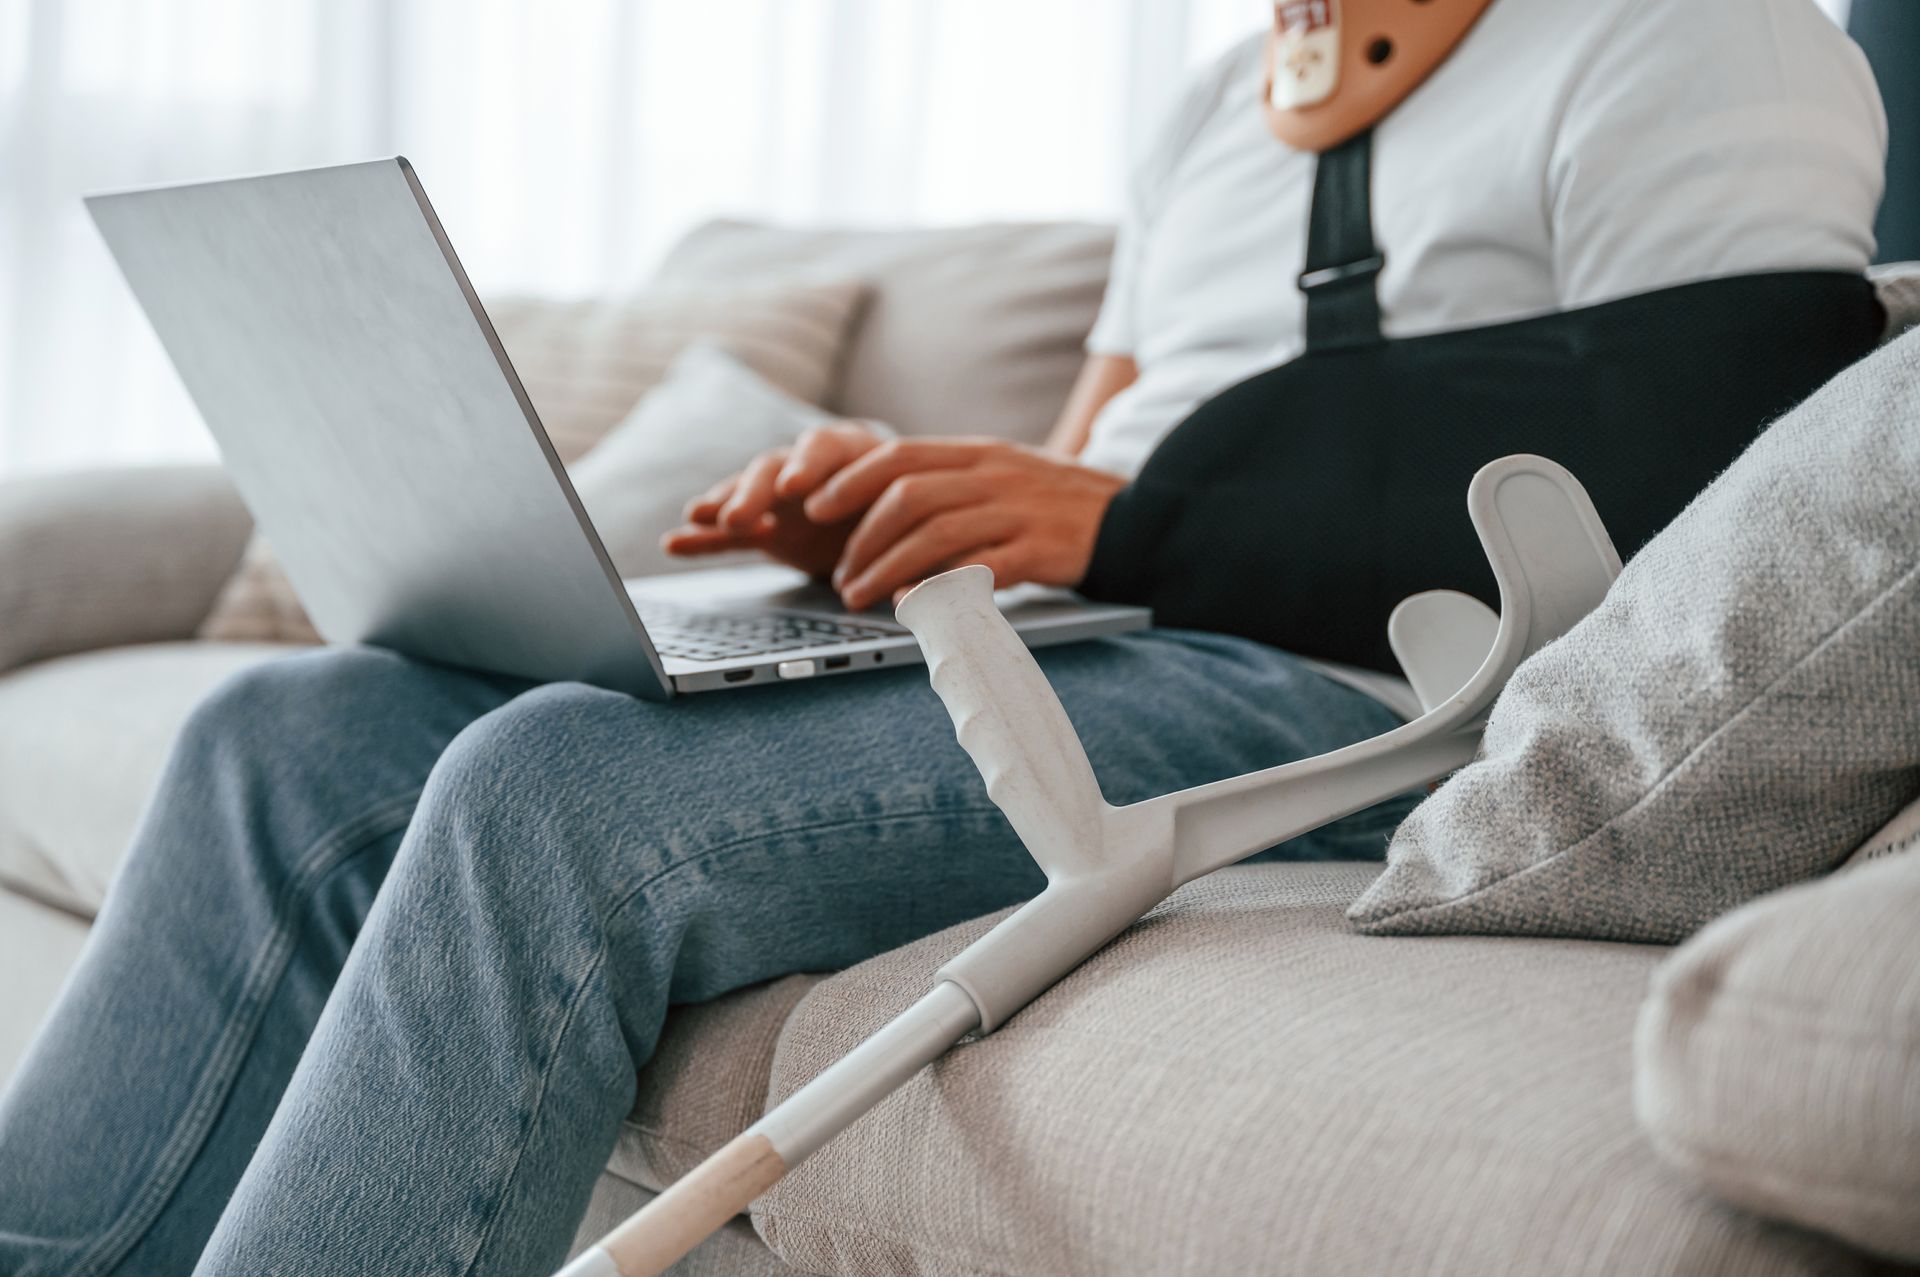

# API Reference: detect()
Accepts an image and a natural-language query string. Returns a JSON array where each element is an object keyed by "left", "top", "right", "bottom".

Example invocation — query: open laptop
[{"left": 86, "top": 158, "right": 1148, "bottom": 700}]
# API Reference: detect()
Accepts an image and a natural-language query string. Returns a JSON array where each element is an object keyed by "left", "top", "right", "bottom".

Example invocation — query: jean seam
[
  {"left": 605, "top": 802, "right": 1010, "bottom": 916},
  {"left": 455, "top": 944, "right": 613, "bottom": 1277},
  {"left": 67, "top": 789, "right": 422, "bottom": 1277},
  {"left": 452, "top": 802, "right": 1010, "bottom": 1277}
]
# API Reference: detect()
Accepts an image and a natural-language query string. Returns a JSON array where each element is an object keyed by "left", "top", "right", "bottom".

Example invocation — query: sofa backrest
[{"left": 652, "top": 220, "right": 1116, "bottom": 447}]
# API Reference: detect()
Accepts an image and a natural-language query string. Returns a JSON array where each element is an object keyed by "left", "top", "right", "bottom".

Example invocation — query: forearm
[{"left": 1044, "top": 354, "right": 1137, "bottom": 458}]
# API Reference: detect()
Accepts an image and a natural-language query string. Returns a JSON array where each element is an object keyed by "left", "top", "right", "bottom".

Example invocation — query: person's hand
[
  {"left": 805, "top": 438, "right": 1126, "bottom": 610},
  {"left": 661, "top": 421, "right": 888, "bottom": 578}
]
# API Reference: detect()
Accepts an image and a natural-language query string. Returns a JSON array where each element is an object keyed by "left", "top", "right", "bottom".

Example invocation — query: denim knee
[{"left": 407, "top": 682, "right": 628, "bottom": 888}]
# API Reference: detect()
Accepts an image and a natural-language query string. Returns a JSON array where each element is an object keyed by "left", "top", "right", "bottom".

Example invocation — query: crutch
[{"left": 557, "top": 453, "right": 1621, "bottom": 1277}]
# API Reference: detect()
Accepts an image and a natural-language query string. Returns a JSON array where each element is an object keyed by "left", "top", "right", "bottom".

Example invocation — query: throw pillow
[
  {"left": 486, "top": 280, "right": 865, "bottom": 464},
  {"left": 566, "top": 342, "right": 845, "bottom": 579},
  {"left": 1347, "top": 328, "right": 1920, "bottom": 943},
  {"left": 1633, "top": 848, "right": 1920, "bottom": 1261},
  {"left": 198, "top": 279, "right": 867, "bottom": 645},
  {"left": 194, "top": 536, "right": 318, "bottom": 646}
]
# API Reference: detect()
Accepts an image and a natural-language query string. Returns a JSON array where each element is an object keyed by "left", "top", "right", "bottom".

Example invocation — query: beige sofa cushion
[
  {"left": 758, "top": 863, "right": 1869, "bottom": 1276},
  {"left": 611, "top": 973, "right": 828, "bottom": 1193},
  {"left": 0, "top": 642, "right": 289, "bottom": 917},
  {"left": 1635, "top": 850, "right": 1920, "bottom": 1262},
  {"left": 654, "top": 220, "right": 1115, "bottom": 446},
  {"left": 574, "top": 1180, "right": 799, "bottom": 1277},
  {"left": 0, "top": 891, "right": 91, "bottom": 1088},
  {"left": 577, "top": 974, "right": 826, "bottom": 1275}
]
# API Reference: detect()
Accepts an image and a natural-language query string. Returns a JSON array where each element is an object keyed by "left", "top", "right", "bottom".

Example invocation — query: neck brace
[{"left": 1262, "top": 0, "right": 1497, "bottom": 152}]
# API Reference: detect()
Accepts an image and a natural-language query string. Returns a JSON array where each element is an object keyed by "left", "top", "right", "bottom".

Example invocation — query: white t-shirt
[{"left": 1080, "top": 0, "right": 1886, "bottom": 477}]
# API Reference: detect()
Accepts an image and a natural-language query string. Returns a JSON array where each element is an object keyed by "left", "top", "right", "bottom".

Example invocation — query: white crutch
[{"left": 557, "top": 453, "right": 1621, "bottom": 1277}]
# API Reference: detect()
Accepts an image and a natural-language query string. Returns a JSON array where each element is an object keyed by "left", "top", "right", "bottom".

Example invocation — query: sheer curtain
[{"left": 0, "top": 0, "right": 1267, "bottom": 477}]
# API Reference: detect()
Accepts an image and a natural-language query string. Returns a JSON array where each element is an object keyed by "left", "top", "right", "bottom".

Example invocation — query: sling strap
[{"left": 1299, "top": 130, "right": 1384, "bottom": 352}]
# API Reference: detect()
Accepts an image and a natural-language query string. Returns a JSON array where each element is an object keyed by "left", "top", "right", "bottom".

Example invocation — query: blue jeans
[{"left": 0, "top": 632, "right": 1412, "bottom": 1277}]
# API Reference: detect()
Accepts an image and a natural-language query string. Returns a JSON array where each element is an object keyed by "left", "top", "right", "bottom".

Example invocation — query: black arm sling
[{"left": 1079, "top": 130, "right": 1884, "bottom": 673}]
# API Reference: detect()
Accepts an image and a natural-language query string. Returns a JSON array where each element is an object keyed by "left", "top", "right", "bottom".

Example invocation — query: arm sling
[{"left": 1079, "top": 130, "right": 1885, "bottom": 673}]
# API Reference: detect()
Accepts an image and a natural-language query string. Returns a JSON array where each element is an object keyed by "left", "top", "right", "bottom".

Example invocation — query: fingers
[
  {"left": 889, "top": 546, "right": 1018, "bottom": 606},
  {"left": 683, "top": 473, "right": 739, "bottom": 525},
  {"left": 805, "top": 439, "right": 994, "bottom": 523},
  {"left": 834, "top": 470, "right": 990, "bottom": 589},
  {"left": 661, "top": 522, "right": 764, "bottom": 557},
  {"left": 718, "top": 450, "right": 789, "bottom": 530},
  {"left": 838, "top": 508, "right": 1018, "bottom": 610},
  {"left": 775, "top": 422, "right": 882, "bottom": 501}
]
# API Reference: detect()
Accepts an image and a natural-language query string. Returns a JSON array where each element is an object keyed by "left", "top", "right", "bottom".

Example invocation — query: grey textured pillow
[
  {"left": 1633, "top": 848, "right": 1920, "bottom": 1261},
  {"left": 1348, "top": 329, "right": 1920, "bottom": 942}
]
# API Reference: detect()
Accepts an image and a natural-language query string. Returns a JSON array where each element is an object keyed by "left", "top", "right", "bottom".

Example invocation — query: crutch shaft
[
  {"left": 555, "top": 456, "right": 1622, "bottom": 1277},
  {"left": 559, "top": 982, "right": 980, "bottom": 1277},
  {"left": 562, "top": 1130, "right": 784, "bottom": 1277}
]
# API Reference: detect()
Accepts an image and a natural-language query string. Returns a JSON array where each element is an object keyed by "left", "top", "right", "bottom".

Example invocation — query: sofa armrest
[{"left": 0, "top": 466, "right": 252, "bottom": 672}]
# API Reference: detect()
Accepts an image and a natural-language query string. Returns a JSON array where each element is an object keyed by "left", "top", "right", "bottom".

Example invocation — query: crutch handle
[{"left": 896, "top": 566, "right": 1109, "bottom": 877}]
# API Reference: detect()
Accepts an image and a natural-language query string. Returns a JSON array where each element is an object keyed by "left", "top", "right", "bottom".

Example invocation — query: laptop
[{"left": 85, "top": 158, "right": 1148, "bottom": 700}]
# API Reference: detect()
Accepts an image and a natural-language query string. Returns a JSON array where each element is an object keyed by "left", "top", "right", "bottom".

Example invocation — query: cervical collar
[{"left": 1262, "top": 0, "right": 1496, "bottom": 152}]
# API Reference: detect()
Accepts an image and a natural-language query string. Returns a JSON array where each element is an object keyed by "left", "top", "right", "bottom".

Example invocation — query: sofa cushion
[
  {"left": 574, "top": 1179, "right": 800, "bottom": 1277},
  {"left": 757, "top": 863, "right": 1870, "bottom": 1276},
  {"left": 0, "top": 891, "right": 92, "bottom": 1088},
  {"left": 1348, "top": 328, "right": 1920, "bottom": 944},
  {"left": 1635, "top": 849, "right": 1920, "bottom": 1262},
  {"left": 654, "top": 220, "right": 1116, "bottom": 447},
  {"left": 609, "top": 972, "right": 828, "bottom": 1193},
  {"left": 0, "top": 642, "right": 290, "bottom": 917}
]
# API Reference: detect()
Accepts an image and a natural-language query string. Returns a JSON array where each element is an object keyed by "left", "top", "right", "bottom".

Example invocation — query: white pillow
[
  {"left": 1634, "top": 847, "right": 1920, "bottom": 1261},
  {"left": 568, "top": 342, "right": 835, "bottom": 580}
]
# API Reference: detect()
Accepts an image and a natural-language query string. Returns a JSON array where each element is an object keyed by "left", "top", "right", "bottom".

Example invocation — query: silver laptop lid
[{"left": 88, "top": 158, "right": 671, "bottom": 700}]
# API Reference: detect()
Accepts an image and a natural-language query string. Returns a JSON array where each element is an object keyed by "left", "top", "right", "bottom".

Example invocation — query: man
[
  {"left": 666, "top": 0, "right": 1884, "bottom": 647},
  {"left": 0, "top": 2, "right": 1884, "bottom": 1275}
]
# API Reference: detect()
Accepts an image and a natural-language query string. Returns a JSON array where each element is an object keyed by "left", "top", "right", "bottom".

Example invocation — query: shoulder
[
  {"left": 1565, "top": 0, "right": 1880, "bottom": 120},
  {"left": 1543, "top": 0, "right": 1882, "bottom": 300},
  {"left": 1164, "top": 32, "right": 1266, "bottom": 147},
  {"left": 1129, "top": 33, "right": 1268, "bottom": 211}
]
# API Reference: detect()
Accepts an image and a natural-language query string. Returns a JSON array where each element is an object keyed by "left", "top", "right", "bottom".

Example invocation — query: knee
[
  {"left": 410, "top": 682, "right": 633, "bottom": 878},
  {"left": 426, "top": 681, "right": 612, "bottom": 789}
]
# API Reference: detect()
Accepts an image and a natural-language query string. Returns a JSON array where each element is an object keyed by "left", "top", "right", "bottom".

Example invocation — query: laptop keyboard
[{"left": 634, "top": 602, "right": 899, "bottom": 663}]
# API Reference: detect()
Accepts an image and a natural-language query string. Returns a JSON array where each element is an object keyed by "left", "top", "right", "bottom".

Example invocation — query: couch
[{"left": 2, "top": 220, "right": 1913, "bottom": 1275}]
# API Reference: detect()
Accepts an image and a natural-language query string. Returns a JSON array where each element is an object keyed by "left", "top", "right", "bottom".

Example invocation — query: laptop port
[
  {"left": 723, "top": 669, "right": 754, "bottom": 683},
  {"left": 824, "top": 656, "right": 851, "bottom": 670}
]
